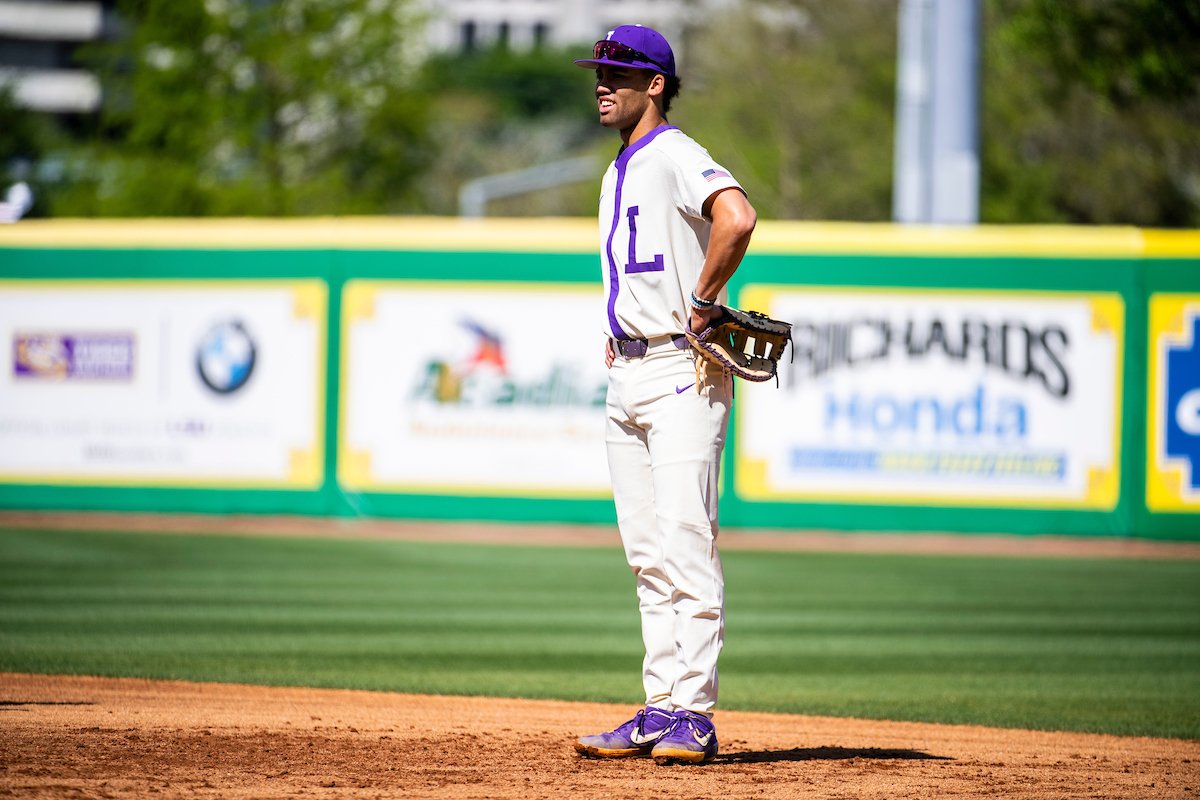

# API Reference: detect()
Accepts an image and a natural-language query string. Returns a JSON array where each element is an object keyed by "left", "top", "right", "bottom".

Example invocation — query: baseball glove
[{"left": 686, "top": 306, "right": 792, "bottom": 383}]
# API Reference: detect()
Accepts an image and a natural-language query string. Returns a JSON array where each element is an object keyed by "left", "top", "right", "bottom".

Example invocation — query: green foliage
[
  {"left": 0, "top": 86, "right": 45, "bottom": 168},
  {"left": 15, "top": 0, "right": 1199, "bottom": 223},
  {"left": 1013, "top": 0, "right": 1200, "bottom": 106},
  {"left": 680, "top": 1, "right": 898, "bottom": 221},
  {"left": 677, "top": 0, "right": 1197, "bottom": 226},
  {"left": 59, "top": 0, "right": 434, "bottom": 216},
  {"left": 421, "top": 44, "right": 597, "bottom": 120},
  {"left": 0, "top": 85, "right": 62, "bottom": 216},
  {"left": 982, "top": 0, "right": 1200, "bottom": 226},
  {"left": 1, "top": 527, "right": 1198, "bottom": 738},
  {"left": 411, "top": 44, "right": 603, "bottom": 216}
]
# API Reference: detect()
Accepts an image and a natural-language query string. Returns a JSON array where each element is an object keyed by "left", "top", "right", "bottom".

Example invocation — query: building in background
[
  {"left": 0, "top": 0, "right": 116, "bottom": 114},
  {"left": 2, "top": 0, "right": 707, "bottom": 115},
  {"left": 421, "top": 0, "right": 695, "bottom": 54}
]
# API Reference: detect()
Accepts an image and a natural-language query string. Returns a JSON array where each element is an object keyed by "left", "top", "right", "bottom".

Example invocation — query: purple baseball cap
[{"left": 574, "top": 24, "right": 676, "bottom": 77}]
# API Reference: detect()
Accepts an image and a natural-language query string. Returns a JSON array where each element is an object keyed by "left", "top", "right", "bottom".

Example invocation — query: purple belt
[{"left": 614, "top": 334, "right": 689, "bottom": 359}]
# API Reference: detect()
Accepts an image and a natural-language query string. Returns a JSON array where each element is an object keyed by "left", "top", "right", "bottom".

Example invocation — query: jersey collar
[{"left": 615, "top": 125, "right": 678, "bottom": 169}]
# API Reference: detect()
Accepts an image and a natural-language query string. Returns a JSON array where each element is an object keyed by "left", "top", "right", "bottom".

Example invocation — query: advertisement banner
[
  {"left": 1146, "top": 293, "right": 1200, "bottom": 512},
  {"left": 736, "top": 286, "right": 1123, "bottom": 509},
  {"left": 0, "top": 280, "right": 325, "bottom": 487},
  {"left": 339, "top": 281, "right": 610, "bottom": 496}
]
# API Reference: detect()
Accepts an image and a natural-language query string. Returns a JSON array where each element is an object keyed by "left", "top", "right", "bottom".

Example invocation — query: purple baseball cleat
[
  {"left": 651, "top": 710, "right": 719, "bottom": 765},
  {"left": 574, "top": 706, "right": 676, "bottom": 758}
]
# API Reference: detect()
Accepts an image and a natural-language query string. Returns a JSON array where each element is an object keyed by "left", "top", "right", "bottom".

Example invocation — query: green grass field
[{"left": 1, "top": 527, "right": 1197, "bottom": 739}]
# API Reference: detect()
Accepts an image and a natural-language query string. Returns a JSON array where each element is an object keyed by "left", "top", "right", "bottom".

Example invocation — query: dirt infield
[{"left": 1, "top": 673, "right": 1196, "bottom": 800}]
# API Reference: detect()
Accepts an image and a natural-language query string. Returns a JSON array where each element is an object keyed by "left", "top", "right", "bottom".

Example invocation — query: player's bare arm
[{"left": 690, "top": 187, "right": 757, "bottom": 332}]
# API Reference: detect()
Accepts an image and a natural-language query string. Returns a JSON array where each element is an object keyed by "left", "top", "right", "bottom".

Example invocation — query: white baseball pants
[{"left": 605, "top": 338, "right": 732, "bottom": 716}]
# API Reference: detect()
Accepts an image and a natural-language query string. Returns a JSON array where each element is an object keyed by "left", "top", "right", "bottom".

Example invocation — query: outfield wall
[{"left": 1, "top": 218, "right": 1197, "bottom": 540}]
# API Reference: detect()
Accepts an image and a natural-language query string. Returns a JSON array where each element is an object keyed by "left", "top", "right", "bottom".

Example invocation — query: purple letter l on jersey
[{"left": 625, "top": 206, "right": 665, "bottom": 274}]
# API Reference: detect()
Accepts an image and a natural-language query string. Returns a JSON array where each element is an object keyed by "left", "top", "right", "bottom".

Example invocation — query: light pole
[{"left": 892, "top": 0, "right": 981, "bottom": 225}]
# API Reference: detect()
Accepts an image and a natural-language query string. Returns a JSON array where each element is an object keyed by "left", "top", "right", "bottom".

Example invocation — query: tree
[
  {"left": 413, "top": 44, "right": 604, "bottom": 216},
  {"left": 62, "top": 0, "right": 433, "bottom": 216},
  {"left": 0, "top": 85, "right": 49, "bottom": 183},
  {"left": 982, "top": 0, "right": 1200, "bottom": 227},
  {"left": 1015, "top": 0, "right": 1200, "bottom": 107},
  {"left": 679, "top": 0, "right": 898, "bottom": 221},
  {"left": 672, "top": 0, "right": 1198, "bottom": 227},
  {"left": 31, "top": 0, "right": 1197, "bottom": 224}
]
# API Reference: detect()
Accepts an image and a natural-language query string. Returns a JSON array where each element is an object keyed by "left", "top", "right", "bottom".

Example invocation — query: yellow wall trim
[{"left": 4, "top": 218, "right": 1200, "bottom": 257}]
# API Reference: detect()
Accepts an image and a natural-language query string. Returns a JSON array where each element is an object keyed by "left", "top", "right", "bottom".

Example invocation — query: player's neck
[{"left": 621, "top": 108, "right": 670, "bottom": 148}]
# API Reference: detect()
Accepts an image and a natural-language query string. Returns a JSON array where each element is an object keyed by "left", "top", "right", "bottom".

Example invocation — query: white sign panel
[
  {"left": 0, "top": 281, "right": 325, "bottom": 487},
  {"left": 340, "top": 281, "right": 610, "bottom": 496},
  {"left": 736, "top": 286, "right": 1123, "bottom": 509}
]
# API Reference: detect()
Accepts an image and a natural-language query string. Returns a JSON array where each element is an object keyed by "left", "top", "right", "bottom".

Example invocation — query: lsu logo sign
[{"left": 1147, "top": 294, "right": 1200, "bottom": 511}]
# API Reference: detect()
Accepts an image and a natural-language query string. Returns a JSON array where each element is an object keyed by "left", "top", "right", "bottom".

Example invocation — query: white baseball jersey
[{"left": 598, "top": 125, "right": 744, "bottom": 341}]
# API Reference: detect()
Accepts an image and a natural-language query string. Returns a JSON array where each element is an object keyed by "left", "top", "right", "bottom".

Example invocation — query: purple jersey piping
[{"left": 604, "top": 125, "right": 678, "bottom": 340}]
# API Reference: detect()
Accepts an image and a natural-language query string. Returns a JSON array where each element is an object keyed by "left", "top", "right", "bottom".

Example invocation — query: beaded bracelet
[{"left": 690, "top": 291, "right": 716, "bottom": 310}]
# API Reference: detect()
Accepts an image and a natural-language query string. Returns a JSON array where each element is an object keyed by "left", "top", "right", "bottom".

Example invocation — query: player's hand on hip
[
  {"left": 690, "top": 305, "right": 720, "bottom": 333},
  {"left": 605, "top": 338, "right": 616, "bottom": 369}
]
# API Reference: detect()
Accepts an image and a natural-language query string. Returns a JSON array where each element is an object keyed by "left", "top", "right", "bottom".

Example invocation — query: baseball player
[{"left": 570, "top": 24, "right": 756, "bottom": 765}]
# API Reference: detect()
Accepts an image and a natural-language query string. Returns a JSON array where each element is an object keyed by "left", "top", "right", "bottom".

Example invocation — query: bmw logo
[{"left": 196, "top": 320, "right": 256, "bottom": 394}]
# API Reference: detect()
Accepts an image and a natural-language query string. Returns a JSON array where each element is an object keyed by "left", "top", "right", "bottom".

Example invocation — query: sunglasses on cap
[{"left": 592, "top": 40, "right": 672, "bottom": 73}]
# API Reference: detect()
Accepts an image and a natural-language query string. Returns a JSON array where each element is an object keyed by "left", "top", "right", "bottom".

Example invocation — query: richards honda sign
[{"left": 735, "top": 286, "right": 1124, "bottom": 509}]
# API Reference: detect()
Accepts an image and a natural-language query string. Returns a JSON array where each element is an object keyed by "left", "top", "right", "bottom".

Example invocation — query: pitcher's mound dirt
[{"left": 0, "top": 673, "right": 1195, "bottom": 800}]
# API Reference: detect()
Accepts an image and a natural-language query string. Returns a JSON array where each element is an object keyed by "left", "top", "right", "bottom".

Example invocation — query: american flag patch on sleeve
[{"left": 702, "top": 168, "right": 731, "bottom": 182}]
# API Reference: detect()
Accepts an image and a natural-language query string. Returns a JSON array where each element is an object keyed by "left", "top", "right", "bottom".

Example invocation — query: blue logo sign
[
  {"left": 196, "top": 320, "right": 256, "bottom": 395},
  {"left": 1165, "top": 313, "right": 1200, "bottom": 490}
]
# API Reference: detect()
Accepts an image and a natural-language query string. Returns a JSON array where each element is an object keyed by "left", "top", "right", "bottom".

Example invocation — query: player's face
[{"left": 594, "top": 65, "right": 655, "bottom": 132}]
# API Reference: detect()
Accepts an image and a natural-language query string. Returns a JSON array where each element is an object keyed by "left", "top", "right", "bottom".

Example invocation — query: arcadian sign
[
  {"left": 736, "top": 285, "right": 1124, "bottom": 509},
  {"left": 339, "top": 280, "right": 610, "bottom": 497},
  {"left": 409, "top": 319, "right": 606, "bottom": 409}
]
